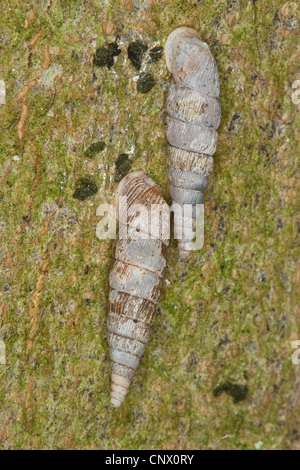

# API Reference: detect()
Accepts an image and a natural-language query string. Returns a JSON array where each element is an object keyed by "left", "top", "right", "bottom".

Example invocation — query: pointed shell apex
[{"left": 111, "top": 397, "right": 122, "bottom": 408}]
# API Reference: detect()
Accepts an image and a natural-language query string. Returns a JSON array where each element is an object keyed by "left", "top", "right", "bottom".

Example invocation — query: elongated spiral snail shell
[
  {"left": 164, "top": 27, "right": 221, "bottom": 258},
  {"left": 108, "top": 171, "right": 170, "bottom": 407}
]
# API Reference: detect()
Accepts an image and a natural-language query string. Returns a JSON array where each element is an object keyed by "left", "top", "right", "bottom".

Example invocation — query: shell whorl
[
  {"left": 164, "top": 28, "right": 221, "bottom": 258},
  {"left": 108, "top": 172, "right": 169, "bottom": 407}
]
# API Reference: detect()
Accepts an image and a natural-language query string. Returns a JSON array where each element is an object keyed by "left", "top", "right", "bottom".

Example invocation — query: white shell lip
[{"left": 164, "top": 27, "right": 200, "bottom": 73}]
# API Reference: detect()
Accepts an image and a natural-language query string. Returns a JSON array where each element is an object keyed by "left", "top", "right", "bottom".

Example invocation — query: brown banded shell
[
  {"left": 164, "top": 27, "right": 221, "bottom": 258},
  {"left": 108, "top": 171, "right": 170, "bottom": 407}
]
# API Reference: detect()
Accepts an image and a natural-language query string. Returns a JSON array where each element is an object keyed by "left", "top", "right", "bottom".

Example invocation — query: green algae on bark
[{"left": 0, "top": 0, "right": 299, "bottom": 452}]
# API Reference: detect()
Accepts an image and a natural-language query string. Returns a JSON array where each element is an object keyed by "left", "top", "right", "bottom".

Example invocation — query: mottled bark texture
[{"left": 0, "top": 0, "right": 299, "bottom": 450}]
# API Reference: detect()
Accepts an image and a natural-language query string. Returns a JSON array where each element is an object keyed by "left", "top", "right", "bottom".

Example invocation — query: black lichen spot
[
  {"left": 137, "top": 72, "right": 155, "bottom": 94},
  {"left": 84, "top": 141, "right": 106, "bottom": 159},
  {"left": 73, "top": 177, "right": 98, "bottom": 200},
  {"left": 149, "top": 46, "right": 163, "bottom": 62},
  {"left": 114, "top": 153, "right": 131, "bottom": 182},
  {"left": 107, "top": 43, "right": 121, "bottom": 57},
  {"left": 213, "top": 381, "right": 248, "bottom": 403},
  {"left": 127, "top": 42, "right": 147, "bottom": 70},
  {"left": 93, "top": 43, "right": 121, "bottom": 68},
  {"left": 93, "top": 47, "right": 114, "bottom": 69}
]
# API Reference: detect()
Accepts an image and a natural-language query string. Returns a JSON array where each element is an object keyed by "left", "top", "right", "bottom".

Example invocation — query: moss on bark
[{"left": 0, "top": 0, "right": 299, "bottom": 450}]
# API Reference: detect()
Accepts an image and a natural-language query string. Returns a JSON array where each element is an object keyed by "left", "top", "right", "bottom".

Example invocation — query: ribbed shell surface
[
  {"left": 165, "top": 27, "right": 221, "bottom": 257},
  {"left": 108, "top": 171, "right": 169, "bottom": 407}
]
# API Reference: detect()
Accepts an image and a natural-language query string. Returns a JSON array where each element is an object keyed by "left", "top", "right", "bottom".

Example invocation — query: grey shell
[
  {"left": 164, "top": 27, "right": 221, "bottom": 257},
  {"left": 108, "top": 171, "right": 169, "bottom": 407}
]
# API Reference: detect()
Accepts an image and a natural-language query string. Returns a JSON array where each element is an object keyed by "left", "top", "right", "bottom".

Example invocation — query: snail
[
  {"left": 108, "top": 171, "right": 170, "bottom": 407},
  {"left": 164, "top": 27, "right": 221, "bottom": 258}
]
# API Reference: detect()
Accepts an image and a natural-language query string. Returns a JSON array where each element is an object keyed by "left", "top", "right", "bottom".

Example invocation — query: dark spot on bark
[
  {"left": 107, "top": 43, "right": 121, "bottom": 57},
  {"left": 28, "top": 51, "right": 32, "bottom": 67},
  {"left": 222, "top": 286, "right": 230, "bottom": 295},
  {"left": 229, "top": 112, "right": 242, "bottom": 132},
  {"left": 71, "top": 50, "right": 79, "bottom": 61},
  {"left": 93, "top": 47, "right": 114, "bottom": 69},
  {"left": 218, "top": 335, "right": 230, "bottom": 348},
  {"left": 212, "top": 16, "right": 221, "bottom": 27},
  {"left": 114, "top": 153, "right": 131, "bottom": 182},
  {"left": 127, "top": 41, "right": 147, "bottom": 70},
  {"left": 149, "top": 46, "right": 163, "bottom": 62},
  {"left": 213, "top": 381, "right": 248, "bottom": 403},
  {"left": 188, "top": 352, "right": 199, "bottom": 371},
  {"left": 279, "top": 271, "right": 291, "bottom": 292},
  {"left": 260, "top": 144, "right": 270, "bottom": 159},
  {"left": 259, "top": 273, "right": 268, "bottom": 283},
  {"left": 92, "top": 72, "right": 98, "bottom": 83},
  {"left": 137, "top": 72, "right": 155, "bottom": 93},
  {"left": 290, "top": 428, "right": 300, "bottom": 443},
  {"left": 253, "top": 194, "right": 260, "bottom": 208},
  {"left": 276, "top": 217, "right": 284, "bottom": 230},
  {"left": 73, "top": 177, "right": 98, "bottom": 200},
  {"left": 217, "top": 216, "right": 225, "bottom": 240},
  {"left": 227, "top": 0, "right": 239, "bottom": 12},
  {"left": 84, "top": 141, "right": 106, "bottom": 159}
]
